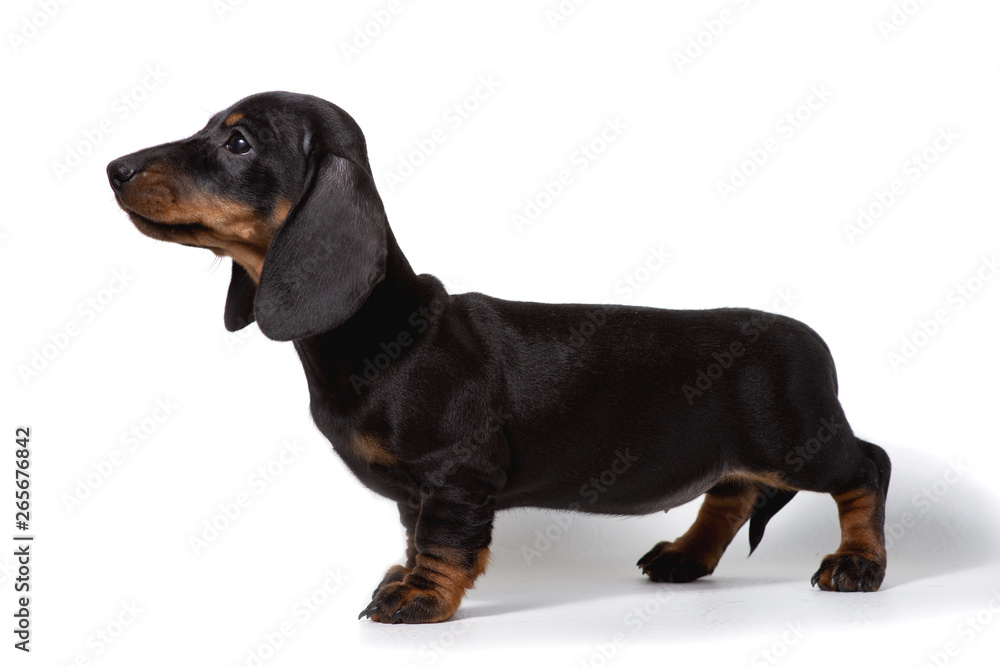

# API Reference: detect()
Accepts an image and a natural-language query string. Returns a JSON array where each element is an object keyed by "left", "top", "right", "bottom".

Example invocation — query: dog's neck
[{"left": 291, "top": 227, "right": 447, "bottom": 408}]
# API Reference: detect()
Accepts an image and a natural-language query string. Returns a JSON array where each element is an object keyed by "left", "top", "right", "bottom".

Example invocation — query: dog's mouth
[
  {"left": 116, "top": 194, "right": 211, "bottom": 243},
  {"left": 114, "top": 185, "right": 273, "bottom": 276}
]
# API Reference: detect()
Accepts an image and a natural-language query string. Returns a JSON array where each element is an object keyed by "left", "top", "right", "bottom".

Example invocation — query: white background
[{"left": 3, "top": 0, "right": 1000, "bottom": 665}]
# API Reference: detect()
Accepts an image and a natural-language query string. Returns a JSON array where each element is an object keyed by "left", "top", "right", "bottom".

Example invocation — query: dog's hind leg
[
  {"left": 808, "top": 438, "right": 891, "bottom": 592},
  {"left": 740, "top": 430, "right": 891, "bottom": 592},
  {"left": 638, "top": 478, "right": 763, "bottom": 583}
]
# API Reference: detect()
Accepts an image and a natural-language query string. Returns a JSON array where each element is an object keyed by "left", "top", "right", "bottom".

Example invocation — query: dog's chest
[{"left": 312, "top": 412, "right": 411, "bottom": 502}]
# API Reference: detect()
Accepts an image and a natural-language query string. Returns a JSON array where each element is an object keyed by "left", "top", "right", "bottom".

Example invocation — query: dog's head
[{"left": 107, "top": 91, "right": 388, "bottom": 341}]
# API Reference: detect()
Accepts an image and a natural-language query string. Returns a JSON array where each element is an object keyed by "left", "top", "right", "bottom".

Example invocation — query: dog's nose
[{"left": 107, "top": 159, "right": 137, "bottom": 192}]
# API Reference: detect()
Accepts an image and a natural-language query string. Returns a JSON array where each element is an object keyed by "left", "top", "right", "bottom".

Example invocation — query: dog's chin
[{"left": 122, "top": 206, "right": 208, "bottom": 246}]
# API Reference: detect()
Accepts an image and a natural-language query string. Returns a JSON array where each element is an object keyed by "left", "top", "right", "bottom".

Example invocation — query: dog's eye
[{"left": 225, "top": 132, "right": 252, "bottom": 155}]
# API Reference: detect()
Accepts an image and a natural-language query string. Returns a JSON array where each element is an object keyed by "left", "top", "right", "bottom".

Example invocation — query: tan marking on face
[
  {"left": 223, "top": 112, "right": 244, "bottom": 127},
  {"left": 271, "top": 198, "right": 293, "bottom": 226},
  {"left": 116, "top": 166, "right": 282, "bottom": 282},
  {"left": 350, "top": 432, "right": 396, "bottom": 466}
]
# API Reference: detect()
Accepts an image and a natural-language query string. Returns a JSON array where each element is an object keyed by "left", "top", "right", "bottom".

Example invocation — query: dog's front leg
[
  {"left": 370, "top": 501, "right": 420, "bottom": 599},
  {"left": 360, "top": 488, "right": 494, "bottom": 624}
]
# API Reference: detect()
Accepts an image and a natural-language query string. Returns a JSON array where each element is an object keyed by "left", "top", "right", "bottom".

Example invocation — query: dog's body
[{"left": 108, "top": 92, "right": 891, "bottom": 624}]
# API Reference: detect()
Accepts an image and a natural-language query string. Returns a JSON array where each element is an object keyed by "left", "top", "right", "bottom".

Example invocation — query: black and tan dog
[{"left": 107, "top": 92, "right": 891, "bottom": 624}]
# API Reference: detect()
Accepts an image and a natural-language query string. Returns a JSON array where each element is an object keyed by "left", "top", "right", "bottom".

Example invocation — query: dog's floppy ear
[
  {"left": 224, "top": 263, "right": 257, "bottom": 332},
  {"left": 252, "top": 155, "right": 388, "bottom": 341}
]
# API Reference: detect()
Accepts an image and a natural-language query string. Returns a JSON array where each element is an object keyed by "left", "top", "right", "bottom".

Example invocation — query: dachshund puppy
[{"left": 108, "top": 92, "right": 891, "bottom": 624}]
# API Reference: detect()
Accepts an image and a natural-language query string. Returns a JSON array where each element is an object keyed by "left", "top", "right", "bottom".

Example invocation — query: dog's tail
[{"left": 748, "top": 485, "right": 797, "bottom": 555}]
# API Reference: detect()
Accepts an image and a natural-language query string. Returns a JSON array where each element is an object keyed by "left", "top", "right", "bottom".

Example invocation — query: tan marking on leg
[
  {"left": 671, "top": 485, "right": 759, "bottom": 572},
  {"left": 832, "top": 488, "right": 886, "bottom": 563},
  {"left": 396, "top": 547, "right": 490, "bottom": 622},
  {"left": 405, "top": 522, "right": 418, "bottom": 568},
  {"left": 810, "top": 486, "right": 887, "bottom": 592}
]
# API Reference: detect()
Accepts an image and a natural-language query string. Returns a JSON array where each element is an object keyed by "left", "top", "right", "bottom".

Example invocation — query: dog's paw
[
  {"left": 810, "top": 552, "right": 885, "bottom": 592},
  {"left": 359, "top": 580, "right": 460, "bottom": 624},
  {"left": 371, "top": 565, "right": 412, "bottom": 599},
  {"left": 637, "top": 541, "right": 712, "bottom": 583}
]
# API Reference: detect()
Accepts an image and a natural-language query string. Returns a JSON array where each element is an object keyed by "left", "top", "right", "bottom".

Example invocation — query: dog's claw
[
  {"left": 811, "top": 552, "right": 885, "bottom": 592},
  {"left": 637, "top": 541, "right": 712, "bottom": 583},
  {"left": 359, "top": 579, "right": 460, "bottom": 624},
  {"left": 358, "top": 600, "right": 380, "bottom": 620}
]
